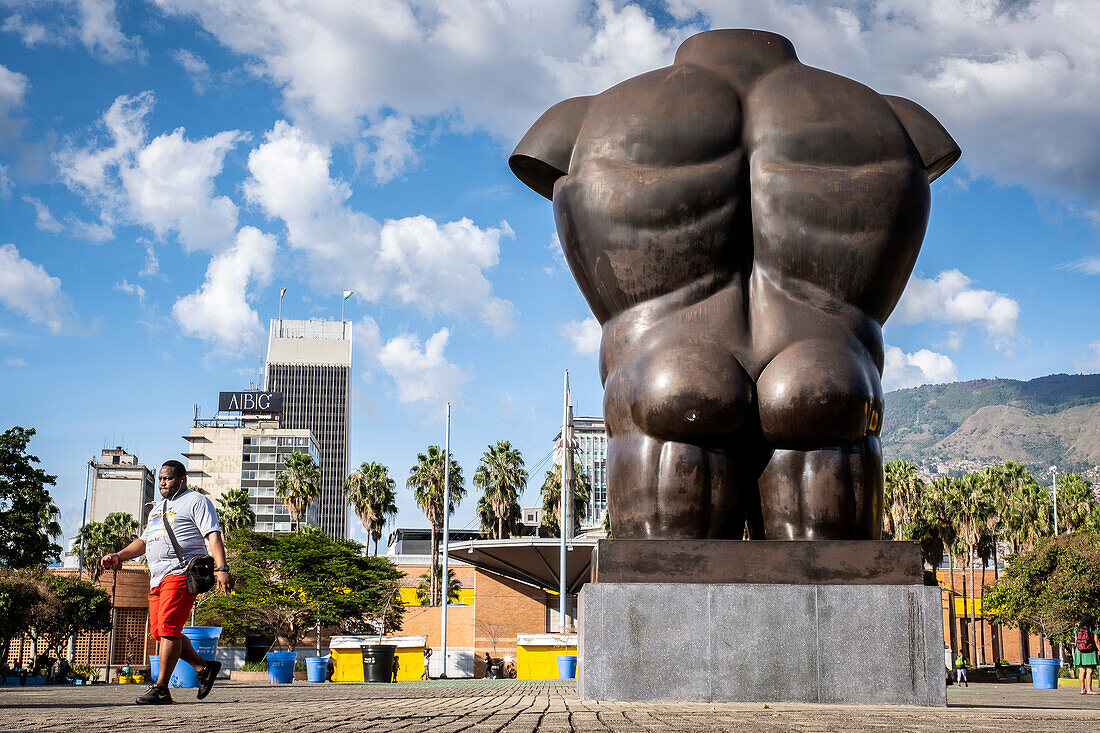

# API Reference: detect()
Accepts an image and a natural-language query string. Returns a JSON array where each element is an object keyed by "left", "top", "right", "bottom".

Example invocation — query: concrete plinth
[{"left": 579, "top": 582, "right": 946, "bottom": 707}]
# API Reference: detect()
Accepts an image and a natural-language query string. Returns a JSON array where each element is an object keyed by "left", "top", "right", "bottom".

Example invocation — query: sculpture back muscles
[{"left": 511, "top": 29, "right": 959, "bottom": 541}]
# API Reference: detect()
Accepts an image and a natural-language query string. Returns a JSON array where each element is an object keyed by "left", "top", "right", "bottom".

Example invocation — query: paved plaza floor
[{"left": 3, "top": 680, "right": 1100, "bottom": 732}]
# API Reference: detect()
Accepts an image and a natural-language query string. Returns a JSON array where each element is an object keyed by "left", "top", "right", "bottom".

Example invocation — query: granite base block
[{"left": 578, "top": 582, "right": 946, "bottom": 707}]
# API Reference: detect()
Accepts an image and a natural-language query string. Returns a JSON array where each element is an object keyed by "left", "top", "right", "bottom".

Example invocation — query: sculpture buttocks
[{"left": 511, "top": 29, "right": 960, "bottom": 541}]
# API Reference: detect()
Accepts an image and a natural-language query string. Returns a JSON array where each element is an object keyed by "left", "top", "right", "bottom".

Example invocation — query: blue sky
[{"left": 1, "top": 1, "right": 1098, "bottom": 547}]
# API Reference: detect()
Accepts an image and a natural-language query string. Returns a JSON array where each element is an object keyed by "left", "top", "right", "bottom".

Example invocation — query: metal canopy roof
[{"left": 446, "top": 538, "right": 597, "bottom": 594}]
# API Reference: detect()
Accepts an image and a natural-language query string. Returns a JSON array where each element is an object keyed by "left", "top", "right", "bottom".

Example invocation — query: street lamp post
[{"left": 1050, "top": 466, "right": 1059, "bottom": 536}]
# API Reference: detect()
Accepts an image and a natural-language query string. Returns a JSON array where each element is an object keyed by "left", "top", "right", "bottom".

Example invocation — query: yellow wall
[
  {"left": 953, "top": 597, "right": 984, "bottom": 616},
  {"left": 516, "top": 644, "right": 577, "bottom": 680},
  {"left": 398, "top": 587, "right": 474, "bottom": 606},
  {"left": 331, "top": 647, "right": 426, "bottom": 682}
]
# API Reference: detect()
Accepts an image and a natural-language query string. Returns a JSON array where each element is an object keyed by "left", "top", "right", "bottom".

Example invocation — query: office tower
[
  {"left": 553, "top": 415, "right": 609, "bottom": 526},
  {"left": 184, "top": 414, "right": 320, "bottom": 533},
  {"left": 90, "top": 447, "right": 156, "bottom": 525},
  {"left": 264, "top": 319, "right": 352, "bottom": 538}
]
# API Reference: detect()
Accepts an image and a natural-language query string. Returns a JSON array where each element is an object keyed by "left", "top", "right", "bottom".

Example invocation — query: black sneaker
[
  {"left": 196, "top": 660, "right": 222, "bottom": 700},
  {"left": 136, "top": 684, "right": 173, "bottom": 705}
]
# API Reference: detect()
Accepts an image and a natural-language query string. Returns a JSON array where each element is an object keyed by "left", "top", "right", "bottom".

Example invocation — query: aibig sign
[{"left": 219, "top": 391, "right": 283, "bottom": 413}]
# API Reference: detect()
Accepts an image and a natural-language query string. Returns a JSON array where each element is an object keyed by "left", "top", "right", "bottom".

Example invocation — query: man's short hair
[{"left": 162, "top": 459, "right": 187, "bottom": 478}]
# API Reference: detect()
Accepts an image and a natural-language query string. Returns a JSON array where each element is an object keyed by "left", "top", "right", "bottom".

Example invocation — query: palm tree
[
  {"left": 477, "top": 493, "right": 523, "bottom": 538},
  {"left": 345, "top": 461, "right": 398, "bottom": 555},
  {"left": 72, "top": 511, "right": 140, "bottom": 583},
  {"left": 474, "top": 441, "right": 528, "bottom": 540},
  {"left": 415, "top": 565, "right": 461, "bottom": 605},
  {"left": 997, "top": 462, "right": 1048, "bottom": 659},
  {"left": 407, "top": 445, "right": 465, "bottom": 606},
  {"left": 275, "top": 451, "right": 321, "bottom": 530},
  {"left": 928, "top": 477, "right": 960, "bottom": 658},
  {"left": 1056, "top": 473, "right": 1097, "bottom": 533},
  {"left": 539, "top": 461, "right": 591, "bottom": 537},
  {"left": 948, "top": 472, "right": 994, "bottom": 665},
  {"left": 216, "top": 488, "right": 255, "bottom": 537},
  {"left": 883, "top": 460, "right": 923, "bottom": 539}
]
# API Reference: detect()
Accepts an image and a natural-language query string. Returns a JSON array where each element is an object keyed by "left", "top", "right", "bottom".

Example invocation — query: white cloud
[
  {"left": 376, "top": 327, "right": 471, "bottom": 406},
  {"left": 354, "top": 314, "right": 471, "bottom": 409},
  {"left": 171, "top": 226, "right": 276, "bottom": 351},
  {"left": 245, "top": 121, "right": 516, "bottom": 333},
  {"left": 23, "top": 196, "right": 63, "bottom": 233},
  {"left": 0, "top": 242, "right": 77, "bottom": 333},
  {"left": 1060, "top": 256, "right": 1100, "bottom": 275},
  {"left": 358, "top": 114, "right": 416, "bottom": 184},
  {"left": 0, "top": 63, "right": 27, "bottom": 111},
  {"left": 558, "top": 316, "right": 601, "bottom": 357},
  {"left": 6, "top": 357, "right": 25, "bottom": 367},
  {"left": 1077, "top": 342, "right": 1100, "bottom": 374},
  {"left": 894, "top": 270, "right": 1020, "bottom": 350},
  {"left": 882, "top": 345, "right": 958, "bottom": 392},
  {"left": 665, "top": 1, "right": 1100, "bottom": 218},
  {"left": 113, "top": 278, "right": 145, "bottom": 304},
  {"left": 175, "top": 49, "right": 211, "bottom": 94},
  {"left": 150, "top": 0, "right": 689, "bottom": 175},
  {"left": 57, "top": 92, "right": 244, "bottom": 252},
  {"left": 2, "top": 0, "right": 144, "bottom": 62}
]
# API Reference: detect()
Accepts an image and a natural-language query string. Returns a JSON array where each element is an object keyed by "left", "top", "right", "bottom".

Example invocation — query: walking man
[{"left": 102, "top": 460, "right": 234, "bottom": 704}]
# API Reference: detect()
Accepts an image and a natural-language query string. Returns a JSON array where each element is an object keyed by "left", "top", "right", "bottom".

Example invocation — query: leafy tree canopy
[
  {"left": 0, "top": 568, "right": 111, "bottom": 666},
  {"left": 985, "top": 532, "right": 1100, "bottom": 645},
  {"left": 197, "top": 528, "right": 404, "bottom": 650},
  {"left": 0, "top": 427, "right": 62, "bottom": 567},
  {"left": 71, "top": 512, "right": 140, "bottom": 582}
]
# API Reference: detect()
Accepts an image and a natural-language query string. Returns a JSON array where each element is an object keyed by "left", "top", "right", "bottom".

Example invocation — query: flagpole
[
  {"left": 560, "top": 370, "right": 569, "bottom": 633},
  {"left": 440, "top": 402, "right": 451, "bottom": 678}
]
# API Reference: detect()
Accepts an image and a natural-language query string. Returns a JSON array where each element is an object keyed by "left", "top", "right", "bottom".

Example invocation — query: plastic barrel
[
  {"left": 305, "top": 656, "right": 329, "bottom": 683},
  {"left": 266, "top": 652, "right": 297, "bottom": 684},
  {"left": 163, "top": 626, "right": 222, "bottom": 688},
  {"left": 1029, "top": 657, "right": 1060, "bottom": 689},
  {"left": 361, "top": 645, "right": 397, "bottom": 683},
  {"left": 557, "top": 655, "right": 578, "bottom": 679}
]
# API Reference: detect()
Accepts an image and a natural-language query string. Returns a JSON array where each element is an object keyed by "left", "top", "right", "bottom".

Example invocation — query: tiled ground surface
[{"left": 3, "top": 679, "right": 1100, "bottom": 732}]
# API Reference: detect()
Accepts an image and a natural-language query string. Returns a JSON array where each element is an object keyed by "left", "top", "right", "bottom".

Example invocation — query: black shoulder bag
[{"left": 161, "top": 498, "right": 217, "bottom": 594}]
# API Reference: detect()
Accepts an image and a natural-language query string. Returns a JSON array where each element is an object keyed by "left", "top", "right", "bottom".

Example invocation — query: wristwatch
[{"left": 215, "top": 566, "right": 231, "bottom": 573}]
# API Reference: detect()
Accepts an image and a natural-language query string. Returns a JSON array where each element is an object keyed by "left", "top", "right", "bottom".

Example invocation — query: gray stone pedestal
[{"left": 578, "top": 582, "right": 946, "bottom": 707}]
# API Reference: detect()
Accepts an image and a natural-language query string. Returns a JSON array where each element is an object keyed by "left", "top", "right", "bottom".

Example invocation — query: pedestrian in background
[
  {"left": 954, "top": 653, "right": 968, "bottom": 688},
  {"left": 1073, "top": 614, "right": 1099, "bottom": 695}
]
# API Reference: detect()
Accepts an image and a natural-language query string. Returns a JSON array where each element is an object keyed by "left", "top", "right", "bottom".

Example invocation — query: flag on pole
[
  {"left": 280, "top": 287, "right": 287, "bottom": 299},
  {"left": 343, "top": 290, "right": 354, "bottom": 300}
]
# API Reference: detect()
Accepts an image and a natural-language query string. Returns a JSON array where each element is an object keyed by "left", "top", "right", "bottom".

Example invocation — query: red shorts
[{"left": 148, "top": 573, "right": 197, "bottom": 639}]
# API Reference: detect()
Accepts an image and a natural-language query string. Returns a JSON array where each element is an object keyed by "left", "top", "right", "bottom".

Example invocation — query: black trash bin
[
  {"left": 361, "top": 644, "right": 397, "bottom": 683},
  {"left": 245, "top": 636, "right": 273, "bottom": 664}
]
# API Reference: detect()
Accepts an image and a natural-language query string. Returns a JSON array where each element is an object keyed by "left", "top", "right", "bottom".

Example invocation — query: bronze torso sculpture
[{"left": 511, "top": 29, "right": 959, "bottom": 541}]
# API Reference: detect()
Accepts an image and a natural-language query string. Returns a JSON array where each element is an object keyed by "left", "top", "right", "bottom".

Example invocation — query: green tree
[
  {"left": 474, "top": 441, "right": 527, "bottom": 540},
  {"left": 216, "top": 488, "right": 256, "bottom": 538},
  {"left": 1056, "top": 473, "right": 1098, "bottom": 534},
  {"left": 476, "top": 494, "right": 522, "bottom": 538},
  {"left": 985, "top": 532, "right": 1100, "bottom": 655},
  {"left": 415, "top": 565, "right": 461, "bottom": 606},
  {"left": 70, "top": 512, "right": 140, "bottom": 583},
  {"left": 276, "top": 451, "right": 322, "bottom": 530},
  {"left": 882, "top": 460, "right": 923, "bottom": 540},
  {"left": 0, "top": 427, "right": 62, "bottom": 567},
  {"left": 34, "top": 573, "right": 113, "bottom": 659},
  {"left": 197, "top": 528, "right": 404, "bottom": 650},
  {"left": 407, "top": 446, "right": 465, "bottom": 606},
  {"left": 344, "top": 462, "right": 398, "bottom": 556},
  {"left": 540, "top": 461, "right": 591, "bottom": 537},
  {"left": 0, "top": 569, "right": 49, "bottom": 667},
  {"left": 946, "top": 473, "right": 995, "bottom": 664}
]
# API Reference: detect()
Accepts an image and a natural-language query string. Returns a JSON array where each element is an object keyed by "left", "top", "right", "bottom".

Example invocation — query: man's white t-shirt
[{"left": 140, "top": 489, "right": 220, "bottom": 588}]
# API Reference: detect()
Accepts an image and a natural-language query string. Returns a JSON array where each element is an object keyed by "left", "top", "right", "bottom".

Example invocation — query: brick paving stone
[{"left": 3, "top": 680, "right": 1100, "bottom": 732}]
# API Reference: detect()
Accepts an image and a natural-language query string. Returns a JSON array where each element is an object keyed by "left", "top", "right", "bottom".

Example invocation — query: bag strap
[{"left": 160, "top": 498, "right": 188, "bottom": 569}]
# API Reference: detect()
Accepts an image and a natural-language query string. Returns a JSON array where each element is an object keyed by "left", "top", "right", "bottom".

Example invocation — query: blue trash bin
[
  {"left": 557, "top": 655, "right": 578, "bottom": 679},
  {"left": 1029, "top": 657, "right": 1060, "bottom": 689},
  {"left": 267, "top": 652, "right": 297, "bottom": 684},
  {"left": 305, "top": 656, "right": 328, "bottom": 683},
  {"left": 149, "top": 626, "right": 222, "bottom": 688}
]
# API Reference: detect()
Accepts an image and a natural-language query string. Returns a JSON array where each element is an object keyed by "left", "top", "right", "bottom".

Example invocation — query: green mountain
[{"left": 882, "top": 373, "right": 1100, "bottom": 480}]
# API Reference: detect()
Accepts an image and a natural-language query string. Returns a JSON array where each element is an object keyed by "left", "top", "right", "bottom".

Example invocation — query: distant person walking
[
  {"left": 1073, "top": 614, "right": 1099, "bottom": 695},
  {"left": 954, "top": 653, "right": 968, "bottom": 687},
  {"left": 102, "top": 460, "right": 234, "bottom": 705},
  {"left": 421, "top": 647, "right": 432, "bottom": 680},
  {"left": 484, "top": 652, "right": 494, "bottom": 679}
]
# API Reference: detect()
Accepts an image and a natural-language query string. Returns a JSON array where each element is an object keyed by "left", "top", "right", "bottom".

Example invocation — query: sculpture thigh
[
  {"left": 602, "top": 315, "right": 763, "bottom": 539},
  {"left": 755, "top": 338, "right": 884, "bottom": 539}
]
